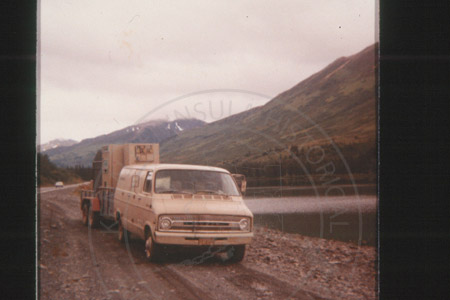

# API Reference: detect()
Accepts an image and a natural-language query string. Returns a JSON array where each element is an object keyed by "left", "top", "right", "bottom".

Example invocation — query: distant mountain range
[
  {"left": 38, "top": 138, "right": 78, "bottom": 152},
  {"left": 159, "top": 44, "right": 377, "bottom": 185},
  {"left": 42, "top": 119, "right": 205, "bottom": 166},
  {"left": 43, "top": 43, "right": 377, "bottom": 185}
]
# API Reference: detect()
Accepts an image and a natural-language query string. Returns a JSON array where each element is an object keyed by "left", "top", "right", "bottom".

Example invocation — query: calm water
[
  {"left": 244, "top": 195, "right": 377, "bottom": 246},
  {"left": 245, "top": 184, "right": 376, "bottom": 198}
]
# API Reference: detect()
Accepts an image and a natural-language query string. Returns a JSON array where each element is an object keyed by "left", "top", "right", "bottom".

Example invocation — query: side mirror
[
  {"left": 231, "top": 174, "right": 247, "bottom": 195},
  {"left": 241, "top": 180, "right": 247, "bottom": 194}
]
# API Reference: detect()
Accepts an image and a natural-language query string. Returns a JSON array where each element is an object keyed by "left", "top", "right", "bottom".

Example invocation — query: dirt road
[{"left": 38, "top": 186, "right": 376, "bottom": 300}]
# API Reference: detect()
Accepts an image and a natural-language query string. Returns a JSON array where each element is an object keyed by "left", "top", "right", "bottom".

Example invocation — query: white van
[{"left": 114, "top": 163, "right": 253, "bottom": 262}]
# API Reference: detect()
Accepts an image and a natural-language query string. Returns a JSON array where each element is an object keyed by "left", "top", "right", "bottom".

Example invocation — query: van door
[
  {"left": 127, "top": 169, "right": 141, "bottom": 234},
  {"left": 116, "top": 167, "right": 134, "bottom": 230},
  {"left": 133, "top": 169, "right": 150, "bottom": 238},
  {"left": 142, "top": 170, "right": 154, "bottom": 208}
]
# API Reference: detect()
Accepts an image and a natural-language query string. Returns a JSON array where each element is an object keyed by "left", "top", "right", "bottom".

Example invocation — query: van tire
[
  {"left": 225, "top": 245, "right": 245, "bottom": 263},
  {"left": 144, "top": 230, "right": 161, "bottom": 262},
  {"left": 88, "top": 206, "right": 99, "bottom": 228},
  {"left": 82, "top": 204, "right": 89, "bottom": 226}
]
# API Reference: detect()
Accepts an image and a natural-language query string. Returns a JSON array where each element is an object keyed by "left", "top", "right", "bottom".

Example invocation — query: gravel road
[{"left": 38, "top": 186, "right": 377, "bottom": 300}]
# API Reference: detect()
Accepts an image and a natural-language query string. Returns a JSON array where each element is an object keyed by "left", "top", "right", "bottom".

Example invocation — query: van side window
[
  {"left": 131, "top": 175, "right": 139, "bottom": 188},
  {"left": 144, "top": 171, "right": 153, "bottom": 193}
]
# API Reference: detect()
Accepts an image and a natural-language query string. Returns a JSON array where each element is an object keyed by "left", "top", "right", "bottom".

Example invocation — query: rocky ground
[
  {"left": 38, "top": 186, "right": 377, "bottom": 299},
  {"left": 246, "top": 227, "right": 377, "bottom": 299}
]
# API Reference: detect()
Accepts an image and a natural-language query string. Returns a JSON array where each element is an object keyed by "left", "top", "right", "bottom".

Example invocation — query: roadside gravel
[{"left": 38, "top": 187, "right": 377, "bottom": 300}]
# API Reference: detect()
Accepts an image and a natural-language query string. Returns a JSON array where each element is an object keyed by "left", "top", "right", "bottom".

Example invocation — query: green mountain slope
[{"left": 160, "top": 44, "right": 377, "bottom": 186}]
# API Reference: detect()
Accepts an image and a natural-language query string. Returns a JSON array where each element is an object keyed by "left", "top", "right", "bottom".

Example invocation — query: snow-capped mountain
[
  {"left": 43, "top": 119, "right": 205, "bottom": 167},
  {"left": 38, "top": 138, "right": 78, "bottom": 152}
]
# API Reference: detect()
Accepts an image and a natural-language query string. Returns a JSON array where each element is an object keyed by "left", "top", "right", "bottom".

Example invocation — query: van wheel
[
  {"left": 225, "top": 245, "right": 245, "bottom": 263},
  {"left": 82, "top": 204, "right": 89, "bottom": 226},
  {"left": 118, "top": 220, "right": 126, "bottom": 243},
  {"left": 145, "top": 231, "right": 160, "bottom": 262},
  {"left": 88, "top": 206, "right": 99, "bottom": 228}
]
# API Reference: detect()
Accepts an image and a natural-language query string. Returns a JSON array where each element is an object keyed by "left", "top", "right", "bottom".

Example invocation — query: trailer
[{"left": 80, "top": 143, "right": 159, "bottom": 227}]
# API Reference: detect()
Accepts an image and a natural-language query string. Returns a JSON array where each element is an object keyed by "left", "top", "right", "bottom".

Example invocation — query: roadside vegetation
[
  {"left": 217, "top": 140, "right": 376, "bottom": 187},
  {"left": 37, "top": 153, "right": 92, "bottom": 187}
]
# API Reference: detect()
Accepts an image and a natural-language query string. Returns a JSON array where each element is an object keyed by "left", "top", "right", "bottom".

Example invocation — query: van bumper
[{"left": 154, "top": 231, "right": 253, "bottom": 245}]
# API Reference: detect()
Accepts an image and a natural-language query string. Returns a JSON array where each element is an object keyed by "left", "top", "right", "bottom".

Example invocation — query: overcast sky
[{"left": 38, "top": 0, "right": 377, "bottom": 144}]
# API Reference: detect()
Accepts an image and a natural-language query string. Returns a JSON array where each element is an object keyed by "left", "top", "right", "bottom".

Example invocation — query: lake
[{"left": 244, "top": 194, "right": 377, "bottom": 246}]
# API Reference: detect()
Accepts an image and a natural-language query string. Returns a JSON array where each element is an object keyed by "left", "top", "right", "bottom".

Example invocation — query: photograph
[{"left": 38, "top": 1, "right": 378, "bottom": 299}]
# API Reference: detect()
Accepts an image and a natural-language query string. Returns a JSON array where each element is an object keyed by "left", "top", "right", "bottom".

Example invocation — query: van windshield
[{"left": 154, "top": 169, "right": 240, "bottom": 196}]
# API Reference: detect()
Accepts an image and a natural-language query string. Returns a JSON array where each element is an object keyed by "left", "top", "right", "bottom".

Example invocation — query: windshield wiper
[
  {"left": 195, "top": 189, "right": 226, "bottom": 195},
  {"left": 157, "top": 189, "right": 192, "bottom": 194}
]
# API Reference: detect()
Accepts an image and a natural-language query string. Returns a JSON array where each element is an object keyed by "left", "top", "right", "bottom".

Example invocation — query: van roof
[{"left": 123, "top": 163, "right": 230, "bottom": 173}]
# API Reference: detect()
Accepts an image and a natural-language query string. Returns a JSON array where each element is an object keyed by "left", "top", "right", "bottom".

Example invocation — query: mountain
[
  {"left": 38, "top": 138, "right": 78, "bottom": 152},
  {"left": 43, "top": 119, "right": 205, "bottom": 167},
  {"left": 160, "top": 44, "right": 377, "bottom": 185}
]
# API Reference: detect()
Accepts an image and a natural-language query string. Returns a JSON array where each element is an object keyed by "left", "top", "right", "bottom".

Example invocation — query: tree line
[
  {"left": 219, "top": 141, "right": 376, "bottom": 187},
  {"left": 38, "top": 153, "right": 93, "bottom": 186}
]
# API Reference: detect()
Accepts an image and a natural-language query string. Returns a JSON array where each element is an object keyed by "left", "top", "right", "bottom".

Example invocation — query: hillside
[
  {"left": 44, "top": 119, "right": 205, "bottom": 167},
  {"left": 160, "top": 44, "right": 377, "bottom": 185},
  {"left": 37, "top": 153, "right": 83, "bottom": 186}
]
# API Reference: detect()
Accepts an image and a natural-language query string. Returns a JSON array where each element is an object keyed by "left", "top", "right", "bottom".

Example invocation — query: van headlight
[
  {"left": 159, "top": 217, "right": 172, "bottom": 230},
  {"left": 239, "top": 218, "right": 250, "bottom": 231}
]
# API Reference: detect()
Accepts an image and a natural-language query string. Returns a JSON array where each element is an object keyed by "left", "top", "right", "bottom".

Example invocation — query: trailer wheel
[
  {"left": 88, "top": 206, "right": 99, "bottom": 228},
  {"left": 144, "top": 230, "right": 161, "bottom": 262},
  {"left": 82, "top": 203, "right": 89, "bottom": 226},
  {"left": 117, "top": 219, "right": 126, "bottom": 243}
]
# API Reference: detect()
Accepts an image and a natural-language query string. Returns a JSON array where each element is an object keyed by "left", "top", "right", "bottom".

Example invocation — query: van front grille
[{"left": 161, "top": 215, "right": 246, "bottom": 232}]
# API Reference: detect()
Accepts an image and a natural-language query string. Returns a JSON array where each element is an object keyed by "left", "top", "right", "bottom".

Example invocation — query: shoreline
[{"left": 245, "top": 183, "right": 377, "bottom": 197}]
